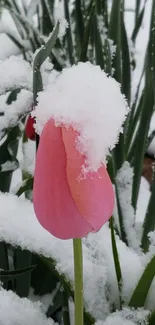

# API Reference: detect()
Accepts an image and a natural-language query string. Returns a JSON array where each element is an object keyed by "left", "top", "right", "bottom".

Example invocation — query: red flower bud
[{"left": 25, "top": 115, "right": 35, "bottom": 140}]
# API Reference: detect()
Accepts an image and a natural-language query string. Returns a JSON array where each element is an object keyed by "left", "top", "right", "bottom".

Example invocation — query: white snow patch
[
  {"left": 1, "top": 161, "right": 18, "bottom": 172},
  {"left": 96, "top": 307, "right": 149, "bottom": 325},
  {"left": 135, "top": 177, "right": 151, "bottom": 240},
  {"left": 0, "top": 34, "right": 20, "bottom": 60},
  {"left": 0, "top": 89, "right": 33, "bottom": 138},
  {"left": 20, "top": 140, "right": 35, "bottom": 176},
  {"left": 115, "top": 162, "right": 140, "bottom": 252},
  {"left": 0, "top": 56, "right": 32, "bottom": 95},
  {"left": 0, "top": 288, "right": 55, "bottom": 325}
]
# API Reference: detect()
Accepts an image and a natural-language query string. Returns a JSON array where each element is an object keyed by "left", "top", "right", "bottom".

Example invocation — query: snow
[
  {"left": 0, "top": 56, "right": 32, "bottom": 95},
  {"left": 0, "top": 191, "right": 153, "bottom": 321},
  {"left": 34, "top": 62, "right": 129, "bottom": 172},
  {"left": 96, "top": 308, "right": 149, "bottom": 325},
  {"left": 135, "top": 177, "right": 151, "bottom": 240},
  {"left": 114, "top": 162, "right": 151, "bottom": 247},
  {"left": 20, "top": 140, "right": 35, "bottom": 176},
  {"left": 115, "top": 162, "right": 140, "bottom": 252},
  {"left": 0, "top": 288, "right": 55, "bottom": 325},
  {"left": 0, "top": 89, "right": 33, "bottom": 139},
  {"left": 0, "top": 34, "right": 19, "bottom": 60},
  {"left": 1, "top": 161, "right": 18, "bottom": 172},
  {"left": 0, "top": 21, "right": 30, "bottom": 59}
]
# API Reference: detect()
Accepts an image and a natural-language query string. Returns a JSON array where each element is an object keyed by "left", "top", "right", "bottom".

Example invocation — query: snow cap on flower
[{"left": 33, "top": 62, "right": 129, "bottom": 173}]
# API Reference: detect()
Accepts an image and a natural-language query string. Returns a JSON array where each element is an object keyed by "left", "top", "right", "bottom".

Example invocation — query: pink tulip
[{"left": 33, "top": 119, "right": 114, "bottom": 239}]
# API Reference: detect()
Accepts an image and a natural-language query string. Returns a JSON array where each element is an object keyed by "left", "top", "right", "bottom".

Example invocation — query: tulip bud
[{"left": 25, "top": 115, "right": 35, "bottom": 141}]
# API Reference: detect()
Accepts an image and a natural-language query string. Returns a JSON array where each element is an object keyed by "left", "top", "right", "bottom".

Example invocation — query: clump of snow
[
  {"left": 34, "top": 62, "right": 129, "bottom": 172},
  {"left": 0, "top": 89, "right": 33, "bottom": 139},
  {"left": 20, "top": 140, "right": 35, "bottom": 176},
  {"left": 1, "top": 161, "right": 18, "bottom": 172},
  {"left": 115, "top": 162, "right": 140, "bottom": 252},
  {"left": 40, "top": 60, "right": 60, "bottom": 88},
  {"left": 135, "top": 177, "right": 151, "bottom": 241},
  {"left": 0, "top": 34, "right": 19, "bottom": 60},
  {"left": 0, "top": 22, "right": 30, "bottom": 59},
  {"left": 0, "top": 288, "right": 55, "bottom": 325},
  {"left": 0, "top": 56, "right": 32, "bottom": 95},
  {"left": 114, "top": 162, "right": 151, "bottom": 249},
  {"left": 98, "top": 316, "right": 135, "bottom": 325},
  {"left": 96, "top": 307, "right": 149, "bottom": 325}
]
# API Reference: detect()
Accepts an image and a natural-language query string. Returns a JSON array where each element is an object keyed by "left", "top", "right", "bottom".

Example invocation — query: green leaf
[
  {"left": 115, "top": 180, "right": 128, "bottom": 245},
  {"left": 14, "top": 249, "right": 32, "bottom": 297},
  {"left": 101, "top": 0, "right": 108, "bottom": 28},
  {"left": 0, "top": 126, "right": 20, "bottom": 192},
  {"left": 93, "top": 14, "right": 104, "bottom": 68},
  {"left": 148, "top": 311, "right": 155, "bottom": 325},
  {"left": 16, "top": 177, "right": 34, "bottom": 197},
  {"left": 0, "top": 243, "right": 9, "bottom": 289},
  {"left": 121, "top": 17, "right": 131, "bottom": 105},
  {"left": 41, "top": 0, "right": 54, "bottom": 36},
  {"left": 128, "top": 256, "right": 155, "bottom": 307},
  {"left": 0, "top": 264, "right": 36, "bottom": 281},
  {"left": 109, "top": 0, "right": 122, "bottom": 84},
  {"left": 146, "top": 130, "right": 155, "bottom": 151},
  {"left": 132, "top": 80, "right": 153, "bottom": 209},
  {"left": 62, "top": 288, "right": 71, "bottom": 325},
  {"left": 132, "top": 6, "right": 155, "bottom": 209},
  {"left": 103, "top": 38, "right": 112, "bottom": 75},
  {"left": 64, "top": 0, "right": 74, "bottom": 64},
  {"left": 33, "top": 21, "right": 59, "bottom": 104},
  {"left": 80, "top": 1, "right": 95, "bottom": 62},
  {"left": 132, "top": 1, "right": 148, "bottom": 43},
  {"left": 31, "top": 255, "right": 59, "bottom": 296},
  {"left": 141, "top": 170, "right": 155, "bottom": 252},
  {"left": 110, "top": 217, "right": 122, "bottom": 308},
  {"left": 125, "top": 83, "right": 144, "bottom": 157},
  {"left": 75, "top": 0, "right": 85, "bottom": 48},
  {"left": 7, "top": 89, "right": 21, "bottom": 105},
  {"left": 109, "top": 1, "right": 126, "bottom": 170}
]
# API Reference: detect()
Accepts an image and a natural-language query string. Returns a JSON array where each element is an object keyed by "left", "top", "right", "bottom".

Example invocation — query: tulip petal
[
  {"left": 62, "top": 126, "right": 114, "bottom": 231},
  {"left": 33, "top": 119, "right": 93, "bottom": 239}
]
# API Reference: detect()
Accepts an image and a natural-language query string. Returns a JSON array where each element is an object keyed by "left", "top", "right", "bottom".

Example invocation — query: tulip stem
[{"left": 73, "top": 238, "right": 83, "bottom": 325}]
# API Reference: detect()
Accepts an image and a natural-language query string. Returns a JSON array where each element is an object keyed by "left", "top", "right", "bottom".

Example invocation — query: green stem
[{"left": 73, "top": 238, "right": 83, "bottom": 325}]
